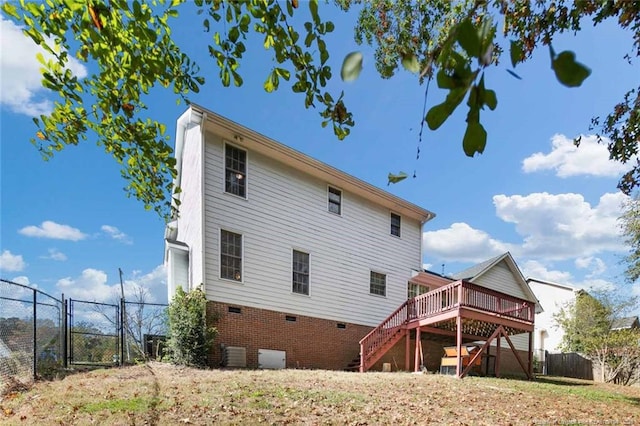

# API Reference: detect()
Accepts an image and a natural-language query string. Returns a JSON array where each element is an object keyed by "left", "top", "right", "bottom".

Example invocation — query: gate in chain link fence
[
  {"left": 1, "top": 278, "right": 168, "bottom": 392},
  {"left": 68, "top": 299, "right": 119, "bottom": 366}
]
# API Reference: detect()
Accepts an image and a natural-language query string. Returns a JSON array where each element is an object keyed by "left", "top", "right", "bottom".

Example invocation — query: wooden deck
[{"left": 359, "top": 280, "right": 535, "bottom": 378}]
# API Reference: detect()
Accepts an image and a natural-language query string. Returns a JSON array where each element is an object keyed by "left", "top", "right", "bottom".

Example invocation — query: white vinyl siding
[
  {"left": 173, "top": 119, "right": 203, "bottom": 287},
  {"left": 202, "top": 132, "right": 422, "bottom": 326},
  {"left": 472, "top": 261, "right": 532, "bottom": 351}
]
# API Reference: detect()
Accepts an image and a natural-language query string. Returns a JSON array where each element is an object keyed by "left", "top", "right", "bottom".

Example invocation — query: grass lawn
[{"left": 1, "top": 362, "right": 639, "bottom": 425}]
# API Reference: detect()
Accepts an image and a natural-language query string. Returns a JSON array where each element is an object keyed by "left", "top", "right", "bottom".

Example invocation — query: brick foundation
[
  {"left": 207, "top": 302, "right": 372, "bottom": 370},
  {"left": 206, "top": 301, "right": 531, "bottom": 375}
]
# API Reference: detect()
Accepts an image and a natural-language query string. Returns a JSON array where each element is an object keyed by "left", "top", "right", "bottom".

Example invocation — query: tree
[
  {"left": 620, "top": 195, "right": 640, "bottom": 283},
  {"left": 2, "top": 1, "right": 638, "bottom": 220},
  {"left": 555, "top": 291, "right": 640, "bottom": 385}
]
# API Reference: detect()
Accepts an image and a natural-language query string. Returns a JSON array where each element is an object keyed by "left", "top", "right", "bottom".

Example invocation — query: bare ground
[{"left": 1, "top": 362, "right": 639, "bottom": 425}]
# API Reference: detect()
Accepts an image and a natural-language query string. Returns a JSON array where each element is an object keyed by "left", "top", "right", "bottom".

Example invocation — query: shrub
[{"left": 166, "top": 286, "right": 216, "bottom": 367}]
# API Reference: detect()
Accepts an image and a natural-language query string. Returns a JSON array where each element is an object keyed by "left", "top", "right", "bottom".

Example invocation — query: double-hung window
[
  {"left": 391, "top": 213, "right": 401, "bottom": 237},
  {"left": 292, "top": 250, "right": 310, "bottom": 295},
  {"left": 408, "top": 282, "right": 429, "bottom": 299},
  {"left": 328, "top": 186, "right": 342, "bottom": 215},
  {"left": 225, "top": 144, "right": 246, "bottom": 198},
  {"left": 220, "top": 230, "right": 242, "bottom": 281},
  {"left": 370, "top": 271, "right": 386, "bottom": 296}
]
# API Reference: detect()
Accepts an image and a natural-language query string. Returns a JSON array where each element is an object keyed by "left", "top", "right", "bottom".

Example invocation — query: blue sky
[{"left": 1, "top": 4, "right": 638, "bottom": 306}]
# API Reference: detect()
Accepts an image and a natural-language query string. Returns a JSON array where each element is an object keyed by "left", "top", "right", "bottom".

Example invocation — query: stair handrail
[{"left": 359, "top": 300, "right": 409, "bottom": 359}]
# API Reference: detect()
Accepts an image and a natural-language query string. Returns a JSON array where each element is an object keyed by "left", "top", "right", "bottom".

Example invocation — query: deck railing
[
  {"left": 406, "top": 280, "right": 534, "bottom": 323},
  {"left": 359, "top": 280, "right": 534, "bottom": 371},
  {"left": 359, "top": 300, "right": 409, "bottom": 363}
]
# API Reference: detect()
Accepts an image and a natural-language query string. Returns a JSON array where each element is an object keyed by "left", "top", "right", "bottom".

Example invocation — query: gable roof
[
  {"left": 173, "top": 105, "right": 435, "bottom": 224},
  {"left": 452, "top": 252, "right": 542, "bottom": 311},
  {"left": 612, "top": 316, "right": 640, "bottom": 330}
]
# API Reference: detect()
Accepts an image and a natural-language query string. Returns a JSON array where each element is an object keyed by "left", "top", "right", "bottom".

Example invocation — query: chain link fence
[
  {"left": 1, "top": 278, "right": 168, "bottom": 393},
  {"left": 0, "top": 279, "right": 64, "bottom": 392}
]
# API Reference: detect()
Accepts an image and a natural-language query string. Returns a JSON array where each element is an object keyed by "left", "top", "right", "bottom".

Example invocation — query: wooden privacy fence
[{"left": 545, "top": 351, "right": 593, "bottom": 380}]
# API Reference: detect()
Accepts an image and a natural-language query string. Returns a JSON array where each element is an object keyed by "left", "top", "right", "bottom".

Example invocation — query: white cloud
[
  {"left": 422, "top": 222, "right": 510, "bottom": 263},
  {"left": 40, "top": 248, "right": 67, "bottom": 261},
  {"left": 19, "top": 220, "right": 87, "bottom": 241},
  {"left": 422, "top": 263, "right": 433, "bottom": 271},
  {"left": 574, "top": 256, "right": 606, "bottom": 277},
  {"left": 522, "top": 134, "right": 631, "bottom": 178},
  {"left": 493, "top": 192, "right": 627, "bottom": 260},
  {"left": 0, "top": 16, "right": 87, "bottom": 116},
  {"left": 55, "top": 265, "right": 167, "bottom": 304},
  {"left": 0, "top": 250, "right": 26, "bottom": 272},
  {"left": 521, "top": 260, "right": 572, "bottom": 283},
  {"left": 101, "top": 225, "right": 132, "bottom": 244},
  {"left": 56, "top": 268, "right": 113, "bottom": 301}
]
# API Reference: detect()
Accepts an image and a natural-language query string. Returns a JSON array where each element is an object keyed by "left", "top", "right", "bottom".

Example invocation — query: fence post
[
  {"left": 120, "top": 298, "right": 125, "bottom": 366},
  {"left": 32, "top": 288, "right": 37, "bottom": 380},
  {"left": 62, "top": 295, "right": 67, "bottom": 369}
]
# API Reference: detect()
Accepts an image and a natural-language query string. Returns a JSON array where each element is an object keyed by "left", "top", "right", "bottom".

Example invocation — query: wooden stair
[
  {"left": 345, "top": 354, "right": 360, "bottom": 371},
  {"left": 359, "top": 301, "right": 410, "bottom": 372}
]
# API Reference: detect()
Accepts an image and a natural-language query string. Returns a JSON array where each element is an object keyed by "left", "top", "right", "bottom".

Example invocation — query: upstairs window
[
  {"left": 328, "top": 186, "right": 342, "bottom": 215},
  {"left": 391, "top": 213, "right": 401, "bottom": 237},
  {"left": 292, "top": 250, "right": 310, "bottom": 295},
  {"left": 370, "top": 271, "right": 386, "bottom": 297},
  {"left": 225, "top": 144, "right": 246, "bottom": 198},
  {"left": 221, "top": 230, "right": 242, "bottom": 281}
]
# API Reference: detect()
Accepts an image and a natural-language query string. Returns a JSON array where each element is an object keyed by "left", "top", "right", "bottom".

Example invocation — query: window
[
  {"left": 370, "top": 271, "right": 386, "bottom": 296},
  {"left": 408, "top": 282, "right": 429, "bottom": 299},
  {"left": 292, "top": 250, "right": 310, "bottom": 295},
  {"left": 221, "top": 230, "right": 242, "bottom": 281},
  {"left": 390, "top": 213, "right": 401, "bottom": 237},
  {"left": 225, "top": 144, "right": 246, "bottom": 197},
  {"left": 328, "top": 186, "right": 342, "bottom": 215}
]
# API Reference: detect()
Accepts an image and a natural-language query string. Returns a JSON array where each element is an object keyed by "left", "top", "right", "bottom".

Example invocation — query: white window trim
[
  {"left": 390, "top": 211, "right": 402, "bottom": 238},
  {"left": 291, "top": 248, "right": 311, "bottom": 297},
  {"left": 369, "top": 270, "right": 387, "bottom": 298},
  {"left": 327, "top": 185, "right": 343, "bottom": 216},
  {"left": 219, "top": 228, "right": 244, "bottom": 284},
  {"left": 223, "top": 141, "right": 249, "bottom": 200}
]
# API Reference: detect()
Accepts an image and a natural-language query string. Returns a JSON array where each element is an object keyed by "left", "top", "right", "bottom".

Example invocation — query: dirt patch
[{"left": 1, "top": 362, "right": 638, "bottom": 425}]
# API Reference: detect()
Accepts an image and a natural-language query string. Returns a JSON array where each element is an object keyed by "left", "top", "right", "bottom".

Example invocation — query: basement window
[
  {"left": 228, "top": 306, "right": 242, "bottom": 314},
  {"left": 337, "top": 323, "right": 346, "bottom": 329},
  {"left": 285, "top": 315, "right": 297, "bottom": 322}
]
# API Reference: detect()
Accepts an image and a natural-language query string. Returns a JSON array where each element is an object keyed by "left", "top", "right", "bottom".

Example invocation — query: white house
[
  {"left": 165, "top": 104, "right": 435, "bottom": 369},
  {"left": 526, "top": 278, "right": 579, "bottom": 365}
]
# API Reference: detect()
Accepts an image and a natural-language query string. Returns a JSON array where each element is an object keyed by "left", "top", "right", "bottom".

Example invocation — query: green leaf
[
  {"left": 510, "top": 40, "right": 523, "bottom": 68},
  {"left": 264, "top": 72, "right": 275, "bottom": 92},
  {"left": 229, "top": 27, "right": 239, "bottom": 43},
  {"left": 309, "top": 0, "right": 319, "bottom": 22},
  {"left": 483, "top": 89, "right": 497, "bottom": 110},
  {"left": 401, "top": 54, "right": 420, "bottom": 73},
  {"left": 456, "top": 19, "right": 480, "bottom": 58},
  {"left": 340, "top": 51, "right": 363, "bottom": 82},
  {"left": 325, "top": 22, "right": 335, "bottom": 33},
  {"left": 551, "top": 50, "right": 591, "bottom": 88},
  {"left": 425, "top": 88, "right": 467, "bottom": 130},
  {"left": 387, "top": 172, "right": 408, "bottom": 185},
  {"left": 1, "top": 2, "right": 20, "bottom": 19},
  {"left": 462, "top": 122, "right": 487, "bottom": 156}
]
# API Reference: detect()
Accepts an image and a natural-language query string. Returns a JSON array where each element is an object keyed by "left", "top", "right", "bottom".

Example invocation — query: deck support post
[
  {"left": 455, "top": 314, "right": 462, "bottom": 378},
  {"left": 405, "top": 329, "right": 410, "bottom": 371},
  {"left": 528, "top": 331, "right": 534, "bottom": 380},
  {"left": 496, "top": 332, "right": 501, "bottom": 378},
  {"left": 414, "top": 327, "right": 421, "bottom": 372}
]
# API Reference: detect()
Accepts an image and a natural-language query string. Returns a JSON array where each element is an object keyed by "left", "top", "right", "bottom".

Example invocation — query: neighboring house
[
  {"left": 165, "top": 104, "right": 539, "bottom": 374},
  {"left": 526, "top": 278, "right": 579, "bottom": 369},
  {"left": 165, "top": 104, "right": 435, "bottom": 370},
  {"left": 611, "top": 316, "right": 640, "bottom": 331}
]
